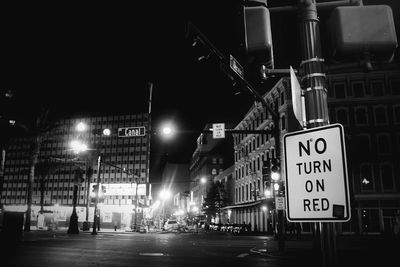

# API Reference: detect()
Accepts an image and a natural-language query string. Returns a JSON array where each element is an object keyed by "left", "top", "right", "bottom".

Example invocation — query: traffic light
[
  {"left": 277, "top": 181, "right": 285, "bottom": 197},
  {"left": 262, "top": 159, "right": 272, "bottom": 198},
  {"left": 262, "top": 159, "right": 271, "bottom": 181},
  {"left": 271, "top": 157, "right": 280, "bottom": 181},
  {"left": 241, "top": 1, "right": 274, "bottom": 68}
]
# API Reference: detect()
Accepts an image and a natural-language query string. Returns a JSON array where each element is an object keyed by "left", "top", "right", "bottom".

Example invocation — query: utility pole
[
  {"left": 92, "top": 154, "right": 101, "bottom": 235},
  {"left": 298, "top": 1, "right": 334, "bottom": 266}
]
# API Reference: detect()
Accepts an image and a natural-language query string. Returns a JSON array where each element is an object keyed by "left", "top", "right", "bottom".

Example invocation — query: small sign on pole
[
  {"left": 275, "top": 196, "right": 285, "bottom": 210},
  {"left": 212, "top": 123, "right": 225, "bottom": 139},
  {"left": 283, "top": 124, "right": 351, "bottom": 222}
]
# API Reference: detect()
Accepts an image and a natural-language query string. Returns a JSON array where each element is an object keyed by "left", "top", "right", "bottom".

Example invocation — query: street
[{"left": 1, "top": 229, "right": 399, "bottom": 267}]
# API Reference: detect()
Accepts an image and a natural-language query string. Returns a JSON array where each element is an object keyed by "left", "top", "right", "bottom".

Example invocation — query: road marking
[
  {"left": 139, "top": 253, "right": 168, "bottom": 257},
  {"left": 236, "top": 253, "right": 249, "bottom": 258}
]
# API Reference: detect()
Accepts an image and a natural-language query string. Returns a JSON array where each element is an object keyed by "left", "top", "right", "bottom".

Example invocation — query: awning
[{"left": 221, "top": 200, "right": 262, "bottom": 210}]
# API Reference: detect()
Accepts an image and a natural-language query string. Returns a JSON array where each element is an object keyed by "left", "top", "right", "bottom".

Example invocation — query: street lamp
[{"left": 158, "top": 121, "right": 176, "bottom": 140}]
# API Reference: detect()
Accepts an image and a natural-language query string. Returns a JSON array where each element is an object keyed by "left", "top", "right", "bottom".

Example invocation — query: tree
[
  {"left": 202, "top": 181, "right": 229, "bottom": 222},
  {"left": 34, "top": 158, "right": 63, "bottom": 212},
  {"left": 19, "top": 108, "right": 57, "bottom": 232}
]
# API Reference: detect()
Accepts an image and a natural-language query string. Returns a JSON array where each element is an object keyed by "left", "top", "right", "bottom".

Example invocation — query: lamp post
[
  {"left": 67, "top": 167, "right": 82, "bottom": 234},
  {"left": 91, "top": 154, "right": 101, "bottom": 235}
]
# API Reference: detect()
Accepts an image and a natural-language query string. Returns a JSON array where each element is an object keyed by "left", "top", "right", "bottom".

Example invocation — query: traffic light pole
[
  {"left": 92, "top": 154, "right": 101, "bottom": 235},
  {"left": 298, "top": 1, "right": 336, "bottom": 266}
]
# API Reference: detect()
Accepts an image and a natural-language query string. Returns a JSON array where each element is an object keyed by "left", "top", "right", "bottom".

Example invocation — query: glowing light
[
  {"left": 159, "top": 189, "right": 171, "bottom": 200},
  {"left": 362, "top": 178, "right": 370, "bottom": 185},
  {"left": 262, "top": 205, "right": 267, "bottom": 212},
  {"left": 264, "top": 189, "right": 271, "bottom": 197},
  {"left": 274, "top": 183, "right": 280, "bottom": 191},
  {"left": 70, "top": 140, "right": 88, "bottom": 154},
  {"left": 200, "top": 177, "right": 207, "bottom": 184},
  {"left": 76, "top": 122, "right": 87, "bottom": 132},
  {"left": 271, "top": 172, "right": 280, "bottom": 181},
  {"left": 103, "top": 128, "right": 111, "bottom": 136}
]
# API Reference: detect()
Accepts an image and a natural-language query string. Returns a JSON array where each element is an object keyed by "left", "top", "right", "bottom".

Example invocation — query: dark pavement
[{"left": 1, "top": 228, "right": 399, "bottom": 267}]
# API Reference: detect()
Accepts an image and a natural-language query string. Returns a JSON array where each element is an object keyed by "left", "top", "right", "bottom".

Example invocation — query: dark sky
[{"left": 2, "top": 0, "right": 400, "bottom": 179}]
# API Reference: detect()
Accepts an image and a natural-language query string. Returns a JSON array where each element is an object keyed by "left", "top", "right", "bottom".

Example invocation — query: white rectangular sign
[
  {"left": 212, "top": 123, "right": 225, "bottom": 139},
  {"left": 275, "top": 197, "right": 285, "bottom": 210},
  {"left": 283, "top": 124, "right": 350, "bottom": 222}
]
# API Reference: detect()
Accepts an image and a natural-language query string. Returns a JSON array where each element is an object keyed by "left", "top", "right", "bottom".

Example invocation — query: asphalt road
[
  {"left": 0, "top": 230, "right": 399, "bottom": 267},
  {"left": 1, "top": 230, "right": 272, "bottom": 267}
]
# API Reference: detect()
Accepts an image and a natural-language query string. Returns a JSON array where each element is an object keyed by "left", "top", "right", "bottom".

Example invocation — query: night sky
[{"left": 2, "top": 0, "right": 399, "bottom": 179}]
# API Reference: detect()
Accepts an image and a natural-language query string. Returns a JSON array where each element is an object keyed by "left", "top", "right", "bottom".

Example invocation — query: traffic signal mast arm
[
  {"left": 187, "top": 21, "right": 279, "bottom": 120},
  {"left": 202, "top": 129, "right": 273, "bottom": 135}
]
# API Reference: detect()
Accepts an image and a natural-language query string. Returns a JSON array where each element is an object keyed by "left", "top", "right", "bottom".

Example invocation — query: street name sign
[
  {"left": 118, "top": 126, "right": 146, "bottom": 138},
  {"left": 212, "top": 123, "right": 225, "bottom": 139},
  {"left": 283, "top": 124, "right": 350, "bottom": 222},
  {"left": 229, "top": 55, "right": 244, "bottom": 80}
]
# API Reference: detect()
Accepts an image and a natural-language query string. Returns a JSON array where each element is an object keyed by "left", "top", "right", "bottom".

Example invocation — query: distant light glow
[
  {"left": 70, "top": 140, "right": 88, "bottom": 154},
  {"left": 159, "top": 121, "right": 176, "bottom": 140},
  {"left": 264, "top": 189, "right": 271, "bottom": 197},
  {"left": 200, "top": 177, "right": 207, "bottom": 184},
  {"left": 103, "top": 128, "right": 111, "bottom": 136},
  {"left": 274, "top": 183, "right": 280, "bottom": 191},
  {"left": 262, "top": 205, "right": 267, "bottom": 212},
  {"left": 271, "top": 172, "right": 280, "bottom": 181},
  {"left": 76, "top": 122, "right": 87, "bottom": 132},
  {"left": 159, "top": 189, "right": 171, "bottom": 200}
]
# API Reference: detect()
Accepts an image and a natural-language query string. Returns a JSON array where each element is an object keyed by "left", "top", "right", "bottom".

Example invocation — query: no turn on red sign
[{"left": 283, "top": 124, "right": 351, "bottom": 222}]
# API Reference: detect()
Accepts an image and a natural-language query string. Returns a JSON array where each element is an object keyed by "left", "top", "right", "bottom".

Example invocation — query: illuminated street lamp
[{"left": 159, "top": 121, "right": 176, "bottom": 140}]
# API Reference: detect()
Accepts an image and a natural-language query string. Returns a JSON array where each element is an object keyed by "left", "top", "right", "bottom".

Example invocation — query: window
[
  {"left": 336, "top": 108, "right": 348, "bottom": 125},
  {"left": 334, "top": 83, "right": 346, "bottom": 99},
  {"left": 352, "top": 82, "right": 365, "bottom": 98},
  {"left": 377, "top": 134, "right": 390, "bottom": 154},
  {"left": 391, "top": 80, "right": 400, "bottom": 95},
  {"left": 393, "top": 105, "right": 400, "bottom": 124},
  {"left": 374, "top": 106, "right": 387, "bottom": 125},
  {"left": 360, "top": 164, "right": 374, "bottom": 192},
  {"left": 380, "top": 164, "right": 394, "bottom": 191},
  {"left": 281, "top": 115, "right": 286, "bottom": 130},
  {"left": 361, "top": 209, "right": 380, "bottom": 233},
  {"left": 371, "top": 81, "right": 384, "bottom": 96},
  {"left": 355, "top": 134, "right": 371, "bottom": 155},
  {"left": 355, "top": 107, "right": 368, "bottom": 125}
]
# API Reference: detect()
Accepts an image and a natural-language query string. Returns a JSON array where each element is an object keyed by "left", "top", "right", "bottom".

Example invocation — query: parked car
[{"left": 163, "top": 219, "right": 179, "bottom": 231}]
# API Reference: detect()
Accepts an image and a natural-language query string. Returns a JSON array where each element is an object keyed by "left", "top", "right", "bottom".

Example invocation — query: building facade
[
  {"left": 189, "top": 123, "right": 234, "bottom": 221},
  {"left": 0, "top": 113, "right": 152, "bottom": 230},
  {"left": 326, "top": 66, "right": 400, "bottom": 235},
  {"left": 229, "top": 65, "right": 400, "bottom": 235},
  {"left": 230, "top": 78, "right": 299, "bottom": 232}
]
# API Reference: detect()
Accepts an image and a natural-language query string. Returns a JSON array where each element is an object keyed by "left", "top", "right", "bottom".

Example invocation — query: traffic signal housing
[
  {"left": 271, "top": 157, "right": 280, "bottom": 181},
  {"left": 262, "top": 159, "right": 271, "bottom": 182},
  {"left": 241, "top": 1, "right": 274, "bottom": 68}
]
